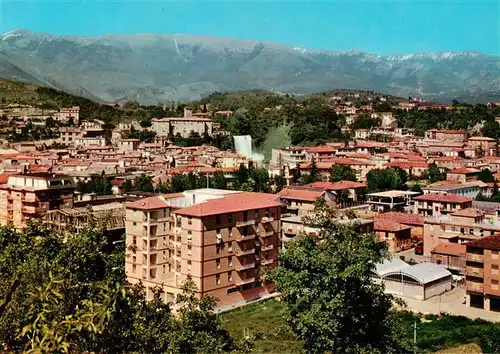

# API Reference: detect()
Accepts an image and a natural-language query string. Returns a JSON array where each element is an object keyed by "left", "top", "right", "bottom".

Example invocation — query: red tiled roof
[
  {"left": 0, "top": 173, "right": 10, "bottom": 184},
  {"left": 374, "top": 212, "right": 424, "bottom": 226},
  {"left": 465, "top": 234, "right": 500, "bottom": 251},
  {"left": 175, "top": 192, "right": 281, "bottom": 217},
  {"left": 126, "top": 196, "right": 170, "bottom": 210},
  {"left": 111, "top": 179, "right": 123, "bottom": 186},
  {"left": 448, "top": 167, "right": 480, "bottom": 174},
  {"left": 414, "top": 193, "right": 472, "bottom": 203},
  {"left": 277, "top": 188, "right": 325, "bottom": 202},
  {"left": 385, "top": 162, "right": 428, "bottom": 169},
  {"left": 308, "top": 145, "right": 336, "bottom": 153},
  {"left": 374, "top": 220, "right": 412, "bottom": 232},
  {"left": 451, "top": 208, "right": 484, "bottom": 218},
  {"left": 305, "top": 180, "right": 367, "bottom": 191},
  {"left": 432, "top": 242, "right": 466, "bottom": 257}
]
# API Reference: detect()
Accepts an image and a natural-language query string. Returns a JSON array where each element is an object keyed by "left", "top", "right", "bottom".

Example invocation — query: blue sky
[{"left": 1, "top": 0, "right": 499, "bottom": 55}]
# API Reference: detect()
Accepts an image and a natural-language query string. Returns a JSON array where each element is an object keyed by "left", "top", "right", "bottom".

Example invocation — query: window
[
  {"left": 492, "top": 264, "right": 499, "bottom": 270},
  {"left": 132, "top": 256, "right": 137, "bottom": 263},
  {"left": 492, "top": 279, "right": 499, "bottom": 285},
  {"left": 228, "top": 214, "right": 233, "bottom": 224},
  {"left": 227, "top": 271, "right": 232, "bottom": 282},
  {"left": 132, "top": 264, "right": 136, "bottom": 272},
  {"left": 228, "top": 256, "right": 232, "bottom": 267},
  {"left": 188, "top": 217, "right": 192, "bottom": 225},
  {"left": 469, "top": 229, "right": 474, "bottom": 235},
  {"left": 163, "top": 265, "right": 166, "bottom": 273},
  {"left": 228, "top": 242, "right": 232, "bottom": 253},
  {"left": 133, "top": 236, "right": 137, "bottom": 245},
  {"left": 133, "top": 222, "right": 137, "bottom": 226},
  {"left": 265, "top": 208, "right": 270, "bottom": 217},
  {"left": 216, "top": 274, "right": 221, "bottom": 285},
  {"left": 187, "top": 260, "right": 192, "bottom": 271},
  {"left": 216, "top": 246, "right": 221, "bottom": 254},
  {"left": 229, "top": 227, "right": 233, "bottom": 238},
  {"left": 216, "top": 215, "right": 221, "bottom": 224},
  {"left": 254, "top": 209, "right": 259, "bottom": 218},
  {"left": 243, "top": 226, "right": 248, "bottom": 236},
  {"left": 243, "top": 211, "right": 248, "bottom": 221},
  {"left": 216, "top": 258, "right": 221, "bottom": 269},
  {"left": 216, "top": 228, "right": 220, "bottom": 235},
  {"left": 460, "top": 228, "right": 465, "bottom": 234},
  {"left": 227, "top": 287, "right": 239, "bottom": 295}
]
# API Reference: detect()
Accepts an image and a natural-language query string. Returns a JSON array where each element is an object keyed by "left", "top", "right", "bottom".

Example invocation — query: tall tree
[
  {"left": 210, "top": 171, "right": 228, "bottom": 190},
  {"left": 271, "top": 202, "right": 409, "bottom": 354},
  {"left": 329, "top": 165, "right": 357, "bottom": 182},
  {"left": 426, "top": 163, "right": 445, "bottom": 183},
  {"left": 478, "top": 168, "right": 495, "bottom": 183}
]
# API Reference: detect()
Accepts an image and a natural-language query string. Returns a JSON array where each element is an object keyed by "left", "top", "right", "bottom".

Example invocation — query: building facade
[
  {"left": 465, "top": 235, "right": 500, "bottom": 311},
  {"left": 125, "top": 190, "right": 282, "bottom": 307},
  {"left": 0, "top": 173, "right": 75, "bottom": 229}
]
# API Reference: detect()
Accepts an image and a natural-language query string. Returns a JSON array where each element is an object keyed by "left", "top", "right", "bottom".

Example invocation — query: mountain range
[{"left": 1, "top": 29, "right": 499, "bottom": 104}]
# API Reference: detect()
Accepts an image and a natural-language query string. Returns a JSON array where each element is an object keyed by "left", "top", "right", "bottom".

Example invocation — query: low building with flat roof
[
  {"left": 367, "top": 190, "right": 419, "bottom": 213},
  {"left": 372, "top": 260, "right": 452, "bottom": 300}
]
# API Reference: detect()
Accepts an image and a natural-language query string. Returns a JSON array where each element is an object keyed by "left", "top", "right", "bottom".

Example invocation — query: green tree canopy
[
  {"left": 367, "top": 167, "right": 408, "bottom": 192},
  {"left": 329, "top": 165, "right": 357, "bottom": 182},
  {"left": 271, "top": 202, "right": 409, "bottom": 353},
  {"left": 478, "top": 168, "right": 495, "bottom": 183}
]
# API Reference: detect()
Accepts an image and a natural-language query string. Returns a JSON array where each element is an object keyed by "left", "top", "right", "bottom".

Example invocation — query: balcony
[
  {"left": 236, "top": 248, "right": 255, "bottom": 256},
  {"left": 261, "top": 244, "right": 274, "bottom": 251},
  {"left": 235, "top": 277, "right": 255, "bottom": 286},
  {"left": 467, "top": 282, "right": 484, "bottom": 293},
  {"left": 260, "top": 216, "right": 274, "bottom": 223},
  {"left": 216, "top": 235, "right": 222, "bottom": 244},
  {"left": 261, "top": 258, "right": 274, "bottom": 265},
  {"left": 261, "top": 230, "right": 275, "bottom": 237},
  {"left": 283, "top": 228, "right": 296, "bottom": 236},
  {"left": 235, "top": 262, "right": 255, "bottom": 271},
  {"left": 236, "top": 234, "right": 256, "bottom": 242},
  {"left": 22, "top": 206, "right": 46, "bottom": 214},
  {"left": 465, "top": 267, "right": 484, "bottom": 278},
  {"left": 466, "top": 254, "right": 484, "bottom": 263},
  {"left": 236, "top": 219, "right": 255, "bottom": 227}
]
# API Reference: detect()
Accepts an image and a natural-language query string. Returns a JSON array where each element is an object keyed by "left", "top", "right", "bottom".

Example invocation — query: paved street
[{"left": 395, "top": 285, "right": 500, "bottom": 322}]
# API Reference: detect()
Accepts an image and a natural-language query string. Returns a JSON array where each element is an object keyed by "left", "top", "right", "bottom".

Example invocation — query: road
[{"left": 395, "top": 285, "right": 500, "bottom": 322}]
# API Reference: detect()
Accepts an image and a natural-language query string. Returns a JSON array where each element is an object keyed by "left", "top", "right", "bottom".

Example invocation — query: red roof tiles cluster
[
  {"left": 175, "top": 192, "right": 281, "bottom": 217},
  {"left": 374, "top": 212, "right": 424, "bottom": 226},
  {"left": 414, "top": 193, "right": 472, "bottom": 203},
  {"left": 126, "top": 196, "right": 170, "bottom": 210},
  {"left": 374, "top": 220, "right": 412, "bottom": 233},
  {"left": 277, "top": 188, "right": 325, "bottom": 202},
  {"left": 466, "top": 234, "right": 500, "bottom": 251}
]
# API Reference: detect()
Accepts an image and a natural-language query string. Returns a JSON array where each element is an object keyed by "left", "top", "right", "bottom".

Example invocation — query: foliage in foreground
[
  {"left": 0, "top": 223, "right": 244, "bottom": 353},
  {"left": 271, "top": 201, "right": 410, "bottom": 353}
]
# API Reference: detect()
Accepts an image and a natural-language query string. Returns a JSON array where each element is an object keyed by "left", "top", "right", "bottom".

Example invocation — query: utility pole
[{"left": 413, "top": 319, "right": 417, "bottom": 354}]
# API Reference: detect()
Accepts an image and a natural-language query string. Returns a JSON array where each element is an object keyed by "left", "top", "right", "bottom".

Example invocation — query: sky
[{"left": 1, "top": 0, "right": 499, "bottom": 55}]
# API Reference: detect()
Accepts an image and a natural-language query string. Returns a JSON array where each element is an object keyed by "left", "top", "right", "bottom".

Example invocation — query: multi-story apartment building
[
  {"left": 425, "top": 129, "right": 466, "bottom": 142},
  {"left": 56, "top": 106, "right": 80, "bottom": 124},
  {"left": 0, "top": 173, "right": 75, "bottom": 229},
  {"left": 414, "top": 193, "right": 472, "bottom": 217},
  {"left": 151, "top": 117, "right": 215, "bottom": 138},
  {"left": 125, "top": 190, "right": 282, "bottom": 307},
  {"left": 270, "top": 146, "right": 308, "bottom": 168},
  {"left": 465, "top": 235, "right": 500, "bottom": 311},
  {"left": 423, "top": 208, "right": 500, "bottom": 257},
  {"left": 467, "top": 137, "right": 497, "bottom": 157}
]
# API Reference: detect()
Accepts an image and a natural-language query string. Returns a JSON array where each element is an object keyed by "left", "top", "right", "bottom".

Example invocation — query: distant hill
[{"left": 1, "top": 30, "right": 499, "bottom": 104}]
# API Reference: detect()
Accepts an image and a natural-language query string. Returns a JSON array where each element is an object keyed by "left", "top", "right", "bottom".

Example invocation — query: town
[{"left": 2, "top": 81, "right": 500, "bottom": 352}]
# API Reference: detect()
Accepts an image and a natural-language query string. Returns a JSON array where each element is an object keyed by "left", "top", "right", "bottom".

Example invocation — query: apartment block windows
[
  {"left": 229, "top": 227, "right": 233, "bottom": 238},
  {"left": 188, "top": 217, "right": 192, "bottom": 225},
  {"left": 228, "top": 214, "right": 233, "bottom": 224},
  {"left": 216, "top": 215, "right": 221, "bottom": 224},
  {"left": 227, "top": 271, "right": 232, "bottom": 282},
  {"left": 216, "top": 258, "right": 221, "bottom": 269},
  {"left": 243, "top": 211, "right": 248, "bottom": 222},
  {"left": 216, "top": 245, "right": 221, "bottom": 254},
  {"left": 228, "top": 256, "right": 233, "bottom": 267},
  {"left": 254, "top": 209, "right": 259, "bottom": 219},
  {"left": 216, "top": 274, "right": 221, "bottom": 285}
]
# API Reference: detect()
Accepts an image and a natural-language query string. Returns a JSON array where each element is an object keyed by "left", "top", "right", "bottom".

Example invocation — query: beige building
[
  {"left": 56, "top": 106, "right": 80, "bottom": 124},
  {"left": 0, "top": 173, "right": 75, "bottom": 230},
  {"left": 414, "top": 193, "right": 472, "bottom": 217},
  {"left": 423, "top": 208, "right": 500, "bottom": 257},
  {"left": 465, "top": 235, "right": 500, "bottom": 311},
  {"left": 467, "top": 137, "right": 497, "bottom": 157},
  {"left": 425, "top": 129, "right": 466, "bottom": 142},
  {"left": 118, "top": 138, "right": 140, "bottom": 151},
  {"left": 151, "top": 117, "right": 215, "bottom": 138},
  {"left": 125, "top": 189, "right": 281, "bottom": 307}
]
